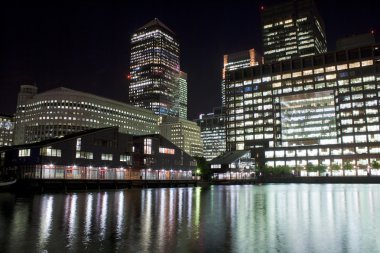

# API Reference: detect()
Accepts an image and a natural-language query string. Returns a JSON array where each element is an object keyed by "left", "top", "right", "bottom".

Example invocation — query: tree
[
  {"left": 194, "top": 157, "right": 210, "bottom": 180},
  {"left": 330, "top": 163, "right": 341, "bottom": 176},
  {"left": 306, "top": 163, "right": 317, "bottom": 176},
  {"left": 372, "top": 160, "right": 380, "bottom": 169},
  {"left": 261, "top": 165, "right": 274, "bottom": 176},
  {"left": 342, "top": 162, "right": 353, "bottom": 176},
  {"left": 315, "top": 164, "right": 327, "bottom": 176},
  {"left": 273, "top": 165, "right": 292, "bottom": 176}
]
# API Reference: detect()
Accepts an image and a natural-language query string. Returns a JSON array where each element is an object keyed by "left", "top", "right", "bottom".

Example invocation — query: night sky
[{"left": 1, "top": 0, "right": 380, "bottom": 120}]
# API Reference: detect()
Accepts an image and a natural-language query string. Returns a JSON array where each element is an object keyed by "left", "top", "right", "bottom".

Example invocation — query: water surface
[{"left": 0, "top": 184, "right": 379, "bottom": 253}]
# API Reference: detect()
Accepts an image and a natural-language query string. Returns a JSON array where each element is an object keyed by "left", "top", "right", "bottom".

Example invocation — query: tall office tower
[
  {"left": 195, "top": 107, "right": 226, "bottom": 161},
  {"left": 129, "top": 18, "right": 180, "bottom": 117},
  {"left": 261, "top": 0, "right": 327, "bottom": 63},
  {"left": 222, "top": 49, "right": 261, "bottom": 106},
  {"left": 177, "top": 71, "right": 188, "bottom": 119},
  {"left": 0, "top": 114, "right": 13, "bottom": 147}
]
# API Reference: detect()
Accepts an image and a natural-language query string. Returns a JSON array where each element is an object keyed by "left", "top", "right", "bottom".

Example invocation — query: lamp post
[{"left": 196, "top": 169, "right": 201, "bottom": 181}]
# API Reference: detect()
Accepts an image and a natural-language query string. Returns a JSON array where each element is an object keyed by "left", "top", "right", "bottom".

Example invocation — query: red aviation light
[{"left": 260, "top": 5, "right": 265, "bottom": 11}]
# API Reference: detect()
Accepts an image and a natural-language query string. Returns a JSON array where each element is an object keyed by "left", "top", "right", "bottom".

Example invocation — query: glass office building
[
  {"left": 225, "top": 44, "right": 380, "bottom": 175},
  {"left": 177, "top": 71, "right": 188, "bottom": 119},
  {"left": 261, "top": 0, "right": 327, "bottom": 63},
  {"left": 129, "top": 18, "right": 181, "bottom": 117},
  {"left": 196, "top": 107, "right": 226, "bottom": 161},
  {"left": 0, "top": 114, "right": 13, "bottom": 147},
  {"left": 222, "top": 49, "right": 261, "bottom": 106}
]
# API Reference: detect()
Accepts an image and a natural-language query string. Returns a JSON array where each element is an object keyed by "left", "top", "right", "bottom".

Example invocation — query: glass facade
[
  {"left": 222, "top": 49, "right": 261, "bottom": 106},
  {"left": 261, "top": 0, "right": 327, "bottom": 63},
  {"left": 129, "top": 18, "right": 181, "bottom": 117},
  {"left": 280, "top": 90, "right": 337, "bottom": 146},
  {"left": 196, "top": 107, "right": 226, "bottom": 161},
  {"left": 177, "top": 71, "right": 188, "bottom": 119},
  {"left": 225, "top": 44, "right": 380, "bottom": 172},
  {"left": 0, "top": 115, "right": 13, "bottom": 146}
]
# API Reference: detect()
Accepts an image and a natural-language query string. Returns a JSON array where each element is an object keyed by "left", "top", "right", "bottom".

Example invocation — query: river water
[{"left": 0, "top": 184, "right": 379, "bottom": 253}]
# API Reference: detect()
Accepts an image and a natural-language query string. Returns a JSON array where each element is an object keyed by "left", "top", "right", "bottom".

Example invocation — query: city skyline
[{"left": 1, "top": 0, "right": 380, "bottom": 120}]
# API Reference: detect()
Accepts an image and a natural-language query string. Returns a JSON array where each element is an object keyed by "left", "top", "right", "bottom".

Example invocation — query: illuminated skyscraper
[
  {"left": 177, "top": 71, "right": 188, "bottom": 119},
  {"left": 129, "top": 18, "right": 180, "bottom": 117},
  {"left": 261, "top": 0, "right": 327, "bottom": 63},
  {"left": 0, "top": 114, "right": 13, "bottom": 147},
  {"left": 222, "top": 49, "right": 261, "bottom": 106}
]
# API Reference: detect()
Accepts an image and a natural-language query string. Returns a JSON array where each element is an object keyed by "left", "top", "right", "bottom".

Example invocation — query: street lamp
[{"left": 196, "top": 169, "right": 201, "bottom": 180}]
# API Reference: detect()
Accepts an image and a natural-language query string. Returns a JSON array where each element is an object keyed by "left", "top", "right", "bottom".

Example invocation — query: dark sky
[{"left": 1, "top": 0, "right": 380, "bottom": 120}]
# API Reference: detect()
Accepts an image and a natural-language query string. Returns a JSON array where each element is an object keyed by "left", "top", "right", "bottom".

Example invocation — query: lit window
[
  {"left": 19, "top": 149, "right": 31, "bottom": 157},
  {"left": 101, "top": 153, "right": 113, "bottom": 161},
  {"left": 144, "top": 138, "right": 152, "bottom": 154}
]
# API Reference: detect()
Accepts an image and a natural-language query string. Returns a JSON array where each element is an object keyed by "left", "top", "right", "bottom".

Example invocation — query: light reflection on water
[{"left": 0, "top": 184, "right": 379, "bottom": 253}]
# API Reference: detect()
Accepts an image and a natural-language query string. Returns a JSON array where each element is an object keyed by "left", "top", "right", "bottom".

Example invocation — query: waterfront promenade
[{"left": 8, "top": 175, "right": 380, "bottom": 193}]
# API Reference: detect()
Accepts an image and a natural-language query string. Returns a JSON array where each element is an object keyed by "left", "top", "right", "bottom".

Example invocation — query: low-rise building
[
  {"left": 209, "top": 150, "right": 255, "bottom": 179},
  {"left": 0, "top": 127, "right": 196, "bottom": 180}
]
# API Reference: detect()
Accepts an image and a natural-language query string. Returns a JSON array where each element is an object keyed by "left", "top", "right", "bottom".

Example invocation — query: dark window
[
  {"left": 303, "top": 57, "right": 313, "bottom": 68},
  {"left": 361, "top": 47, "right": 373, "bottom": 58},
  {"left": 282, "top": 61, "right": 292, "bottom": 71},
  {"left": 348, "top": 49, "right": 360, "bottom": 60},
  {"left": 314, "top": 55, "right": 324, "bottom": 66},
  {"left": 235, "top": 70, "right": 242, "bottom": 81},
  {"left": 262, "top": 65, "right": 272, "bottom": 75},
  {"left": 336, "top": 51, "right": 347, "bottom": 62},
  {"left": 243, "top": 68, "right": 252, "bottom": 79},
  {"left": 272, "top": 63, "right": 281, "bottom": 73},
  {"left": 292, "top": 59, "right": 302, "bottom": 69},
  {"left": 253, "top": 67, "right": 261, "bottom": 77},
  {"left": 325, "top": 53, "right": 335, "bottom": 64}
]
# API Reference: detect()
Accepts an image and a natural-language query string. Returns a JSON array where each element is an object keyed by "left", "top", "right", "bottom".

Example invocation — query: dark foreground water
[{"left": 0, "top": 184, "right": 379, "bottom": 253}]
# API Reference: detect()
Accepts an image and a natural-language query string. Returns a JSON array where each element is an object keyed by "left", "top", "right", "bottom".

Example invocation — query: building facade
[
  {"left": 14, "top": 86, "right": 160, "bottom": 145},
  {"left": 129, "top": 18, "right": 181, "bottom": 117},
  {"left": 222, "top": 49, "right": 261, "bottom": 106},
  {"left": 225, "top": 44, "right": 380, "bottom": 175},
  {"left": 0, "top": 127, "right": 196, "bottom": 180},
  {"left": 196, "top": 107, "right": 226, "bottom": 161},
  {"left": 159, "top": 116, "right": 203, "bottom": 157},
  {"left": 209, "top": 150, "right": 255, "bottom": 179},
  {"left": 177, "top": 71, "right": 188, "bottom": 119},
  {"left": 0, "top": 114, "right": 14, "bottom": 147},
  {"left": 261, "top": 0, "right": 327, "bottom": 63}
]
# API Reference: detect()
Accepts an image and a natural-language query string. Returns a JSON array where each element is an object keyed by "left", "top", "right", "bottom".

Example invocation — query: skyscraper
[
  {"left": 222, "top": 49, "right": 261, "bottom": 106},
  {"left": 129, "top": 18, "right": 180, "bottom": 117},
  {"left": 261, "top": 0, "right": 327, "bottom": 63},
  {"left": 177, "top": 71, "right": 188, "bottom": 119}
]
